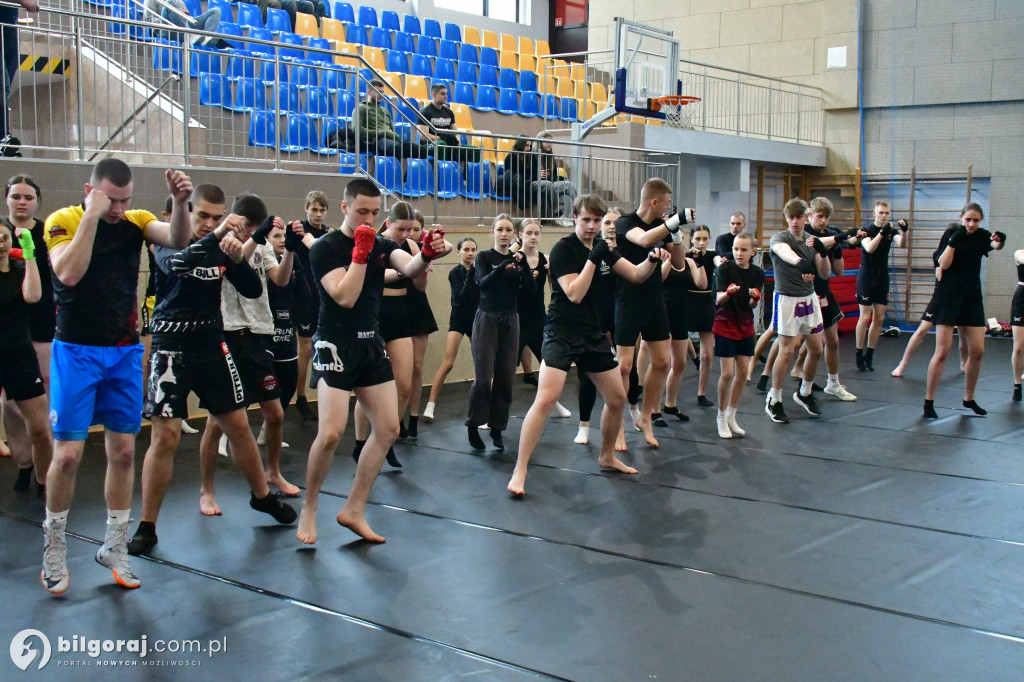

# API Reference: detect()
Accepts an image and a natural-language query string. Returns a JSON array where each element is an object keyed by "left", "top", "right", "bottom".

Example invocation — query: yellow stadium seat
[
  {"left": 451, "top": 103, "right": 474, "bottom": 131},
  {"left": 482, "top": 30, "right": 499, "bottom": 49},
  {"left": 535, "top": 40, "right": 550, "bottom": 57},
  {"left": 544, "top": 75, "right": 572, "bottom": 98},
  {"left": 590, "top": 82, "right": 609, "bottom": 104},
  {"left": 519, "top": 54, "right": 536, "bottom": 72},
  {"left": 500, "top": 33, "right": 516, "bottom": 53},
  {"left": 404, "top": 75, "right": 428, "bottom": 101},
  {"left": 499, "top": 50, "right": 518, "bottom": 70},
  {"left": 573, "top": 80, "right": 588, "bottom": 99},
  {"left": 294, "top": 12, "right": 318, "bottom": 39},
  {"left": 519, "top": 37, "right": 534, "bottom": 55},
  {"left": 495, "top": 137, "right": 515, "bottom": 164},
  {"left": 332, "top": 42, "right": 360, "bottom": 67},
  {"left": 321, "top": 18, "right": 344, "bottom": 43},
  {"left": 473, "top": 132, "right": 496, "bottom": 163},
  {"left": 463, "top": 26, "right": 481, "bottom": 46},
  {"left": 569, "top": 64, "right": 585, "bottom": 81},
  {"left": 362, "top": 46, "right": 386, "bottom": 72},
  {"left": 381, "top": 71, "right": 402, "bottom": 95}
]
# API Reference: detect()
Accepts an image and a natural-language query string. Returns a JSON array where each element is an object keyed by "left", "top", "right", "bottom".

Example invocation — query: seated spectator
[
  {"left": 417, "top": 84, "right": 462, "bottom": 148},
  {"left": 532, "top": 132, "right": 577, "bottom": 221},
  {"left": 494, "top": 136, "right": 539, "bottom": 211},
  {"left": 238, "top": 0, "right": 282, "bottom": 24},
  {"left": 352, "top": 79, "right": 432, "bottom": 162},
  {"left": 143, "top": 0, "right": 226, "bottom": 47}
]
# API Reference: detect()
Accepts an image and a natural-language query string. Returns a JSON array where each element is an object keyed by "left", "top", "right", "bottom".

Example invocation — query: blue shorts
[{"left": 50, "top": 340, "right": 144, "bottom": 440}]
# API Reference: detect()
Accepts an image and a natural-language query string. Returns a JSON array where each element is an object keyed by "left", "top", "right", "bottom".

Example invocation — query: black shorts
[
  {"left": 1011, "top": 285, "right": 1024, "bottom": 326},
  {"left": 0, "top": 347, "right": 45, "bottom": 402},
  {"left": 28, "top": 305, "right": 56, "bottom": 344},
  {"left": 714, "top": 334, "right": 755, "bottom": 358},
  {"left": 293, "top": 305, "right": 318, "bottom": 338},
  {"left": 856, "top": 272, "right": 889, "bottom": 306},
  {"left": 665, "top": 298, "right": 688, "bottom": 340},
  {"left": 145, "top": 342, "right": 246, "bottom": 418},
  {"left": 311, "top": 331, "right": 394, "bottom": 391},
  {"left": 685, "top": 293, "right": 715, "bottom": 333},
  {"left": 542, "top": 328, "right": 618, "bottom": 374},
  {"left": 379, "top": 295, "right": 412, "bottom": 342},
  {"left": 449, "top": 310, "right": 475, "bottom": 337},
  {"left": 223, "top": 330, "right": 280, "bottom": 405},
  {"left": 921, "top": 289, "right": 940, "bottom": 324},
  {"left": 407, "top": 290, "right": 439, "bottom": 336},
  {"left": 933, "top": 298, "right": 986, "bottom": 328},
  {"left": 820, "top": 290, "right": 844, "bottom": 328},
  {"left": 614, "top": 298, "right": 670, "bottom": 345}
]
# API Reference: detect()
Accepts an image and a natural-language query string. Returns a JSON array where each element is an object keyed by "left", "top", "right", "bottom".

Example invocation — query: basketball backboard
[{"left": 613, "top": 18, "right": 680, "bottom": 116}]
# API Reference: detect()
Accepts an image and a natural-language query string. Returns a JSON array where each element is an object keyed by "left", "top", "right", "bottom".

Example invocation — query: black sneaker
[
  {"left": 765, "top": 398, "right": 789, "bottom": 424},
  {"left": 14, "top": 467, "right": 32, "bottom": 492},
  {"left": 697, "top": 395, "right": 714, "bottom": 408},
  {"left": 792, "top": 391, "right": 822, "bottom": 416},
  {"left": 651, "top": 413, "right": 668, "bottom": 427},
  {"left": 855, "top": 350, "right": 866, "bottom": 372},
  {"left": 126, "top": 523, "right": 158, "bottom": 556},
  {"left": 295, "top": 396, "right": 316, "bottom": 422},
  {"left": 1014, "top": 384, "right": 1022, "bottom": 402},
  {"left": 250, "top": 491, "right": 298, "bottom": 524},
  {"left": 468, "top": 426, "right": 486, "bottom": 452},
  {"left": 1, "top": 135, "right": 22, "bottom": 157},
  {"left": 756, "top": 375, "right": 770, "bottom": 392},
  {"left": 662, "top": 406, "right": 690, "bottom": 422},
  {"left": 523, "top": 372, "right": 538, "bottom": 386},
  {"left": 491, "top": 430, "right": 504, "bottom": 451}
]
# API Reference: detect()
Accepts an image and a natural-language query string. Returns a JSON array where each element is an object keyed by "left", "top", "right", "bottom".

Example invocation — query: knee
[
  {"left": 618, "top": 359, "right": 634, "bottom": 376},
  {"left": 603, "top": 389, "right": 626, "bottom": 413},
  {"left": 109, "top": 446, "right": 135, "bottom": 470},
  {"left": 263, "top": 403, "right": 285, "bottom": 427},
  {"left": 376, "top": 419, "right": 400, "bottom": 444},
  {"left": 650, "top": 355, "right": 670, "bottom": 372},
  {"left": 152, "top": 428, "right": 181, "bottom": 455}
]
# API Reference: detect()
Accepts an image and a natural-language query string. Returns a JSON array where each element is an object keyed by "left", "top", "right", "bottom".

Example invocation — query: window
[
  {"left": 488, "top": 0, "right": 518, "bottom": 22},
  {"left": 435, "top": 0, "right": 482, "bottom": 12},
  {"left": 432, "top": 0, "right": 522, "bottom": 23}
]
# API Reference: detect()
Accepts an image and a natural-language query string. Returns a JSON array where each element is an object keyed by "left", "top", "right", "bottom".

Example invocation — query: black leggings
[
  {"left": 578, "top": 372, "right": 598, "bottom": 422},
  {"left": 274, "top": 359, "right": 298, "bottom": 413}
]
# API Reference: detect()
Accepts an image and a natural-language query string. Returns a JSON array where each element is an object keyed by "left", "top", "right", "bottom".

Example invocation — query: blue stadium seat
[
  {"left": 337, "top": 90, "right": 357, "bottom": 117},
  {"left": 226, "top": 77, "right": 267, "bottom": 112},
  {"left": 435, "top": 161, "right": 463, "bottom": 199},
  {"left": 479, "top": 47, "right": 499, "bottom": 67},
  {"left": 322, "top": 116, "right": 349, "bottom": 147},
  {"left": 474, "top": 85, "right": 498, "bottom": 112},
  {"left": 443, "top": 22, "right": 461, "bottom": 43},
  {"left": 265, "top": 7, "right": 291, "bottom": 35},
  {"left": 291, "top": 61, "right": 319, "bottom": 88},
  {"left": 182, "top": 0, "right": 201, "bottom": 17},
  {"left": 452, "top": 81, "right": 475, "bottom": 106},
  {"left": 323, "top": 67, "right": 347, "bottom": 92},
  {"left": 236, "top": 2, "right": 263, "bottom": 30},
  {"left": 456, "top": 61, "right": 477, "bottom": 84},
  {"left": 387, "top": 50, "right": 410, "bottom": 74},
  {"left": 278, "top": 32, "right": 305, "bottom": 60},
  {"left": 261, "top": 59, "right": 288, "bottom": 84},
  {"left": 153, "top": 39, "right": 183, "bottom": 73},
  {"left": 423, "top": 19, "right": 442, "bottom": 39},
  {"left": 209, "top": 0, "right": 233, "bottom": 22},
  {"left": 308, "top": 37, "right": 333, "bottom": 63},
  {"left": 215, "top": 21, "right": 244, "bottom": 49},
  {"left": 249, "top": 110, "right": 278, "bottom": 147},
  {"left": 410, "top": 54, "right": 433, "bottom": 78},
  {"left": 478, "top": 65, "right": 499, "bottom": 87},
  {"left": 339, "top": 152, "right": 369, "bottom": 173},
  {"left": 439, "top": 39, "right": 459, "bottom": 62},
  {"left": 357, "top": 5, "right": 377, "bottom": 27},
  {"left": 370, "top": 27, "right": 393, "bottom": 50},
  {"left": 462, "top": 162, "right": 493, "bottom": 199},
  {"left": 333, "top": 1, "right": 354, "bottom": 24},
  {"left": 373, "top": 156, "right": 404, "bottom": 193},
  {"left": 497, "top": 88, "right": 518, "bottom": 114},
  {"left": 225, "top": 49, "right": 256, "bottom": 80},
  {"left": 544, "top": 93, "right": 559, "bottom": 119},
  {"left": 498, "top": 68, "right": 517, "bottom": 89},
  {"left": 518, "top": 92, "right": 540, "bottom": 117},
  {"left": 460, "top": 44, "right": 478, "bottom": 64},
  {"left": 492, "top": 167, "right": 512, "bottom": 200},
  {"left": 394, "top": 31, "right": 417, "bottom": 55},
  {"left": 305, "top": 86, "right": 334, "bottom": 118},
  {"left": 199, "top": 73, "right": 231, "bottom": 106},
  {"left": 402, "top": 159, "right": 433, "bottom": 198},
  {"left": 344, "top": 22, "right": 367, "bottom": 45},
  {"left": 416, "top": 36, "right": 437, "bottom": 58},
  {"left": 381, "top": 10, "right": 401, "bottom": 32},
  {"left": 277, "top": 82, "right": 302, "bottom": 114},
  {"left": 434, "top": 58, "right": 456, "bottom": 82},
  {"left": 560, "top": 97, "right": 579, "bottom": 122},
  {"left": 394, "top": 98, "right": 420, "bottom": 125},
  {"left": 402, "top": 13, "right": 421, "bottom": 35},
  {"left": 190, "top": 46, "right": 223, "bottom": 77},
  {"left": 280, "top": 112, "right": 311, "bottom": 152},
  {"left": 247, "top": 27, "right": 274, "bottom": 55},
  {"left": 519, "top": 70, "right": 538, "bottom": 93}
]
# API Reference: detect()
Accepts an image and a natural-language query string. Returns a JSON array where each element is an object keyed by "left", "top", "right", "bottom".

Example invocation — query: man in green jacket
[{"left": 352, "top": 79, "right": 432, "bottom": 162}]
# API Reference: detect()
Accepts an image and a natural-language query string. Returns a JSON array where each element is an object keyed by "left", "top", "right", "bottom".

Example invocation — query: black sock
[
  {"left": 468, "top": 426, "right": 485, "bottom": 451},
  {"left": 963, "top": 399, "right": 987, "bottom": 416},
  {"left": 1014, "top": 384, "right": 1022, "bottom": 401},
  {"left": 352, "top": 439, "right": 366, "bottom": 463},
  {"left": 136, "top": 521, "right": 156, "bottom": 537},
  {"left": 385, "top": 447, "right": 402, "bottom": 467},
  {"left": 923, "top": 399, "right": 937, "bottom": 418},
  {"left": 408, "top": 415, "right": 419, "bottom": 436},
  {"left": 14, "top": 467, "right": 32, "bottom": 491},
  {"left": 491, "top": 430, "right": 504, "bottom": 450}
]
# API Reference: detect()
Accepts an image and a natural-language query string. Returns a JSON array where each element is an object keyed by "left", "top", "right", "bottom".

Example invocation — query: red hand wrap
[
  {"left": 420, "top": 227, "right": 446, "bottom": 260},
  {"left": 352, "top": 225, "right": 377, "bottom": 265}
]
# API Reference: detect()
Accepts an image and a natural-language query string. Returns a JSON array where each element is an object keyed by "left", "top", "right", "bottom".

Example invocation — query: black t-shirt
[
  {"left": 475, "top": 248, "right": 533, "bottom": 313},
  {"left": 715, "top": 232, "right": 736, "bottom": 261},
  {"left": 449, "top": 263, "right": 480, "bottom": 312},
  {"left": 418, "top": 102, "right": 459, "bottom": 145},
  {"left": 806, "top": 224, "right": 845, "bottom": 296},
  {"left": 713, "top": 261, "right": 765, "bottom": 340},
  {"left": 384, "top": 238, "right": 414, "bottom": 290},
  {"left": 860, "top": 223, "right": 897, "bottom": 277},
  {"left": 0, "top": 261, "right": 33, "bottom": 351},
  {"left": 518, "top": 252, "right": 548, "bottom": 316},
  {"left": 293, "top": 221, "right": 329, "bottom": 296},
  {"left": 936, "top": 225, "right": 992, "bottom": 302},
  {"left": 592, "top": 243, "right": 617, "bottom": 327},
  {"left": 308, "top": 229, "right": 401, "bottom": 335},
  {"left": 546, "top": 233, "right": 621, "bottom": 335},
  {"left": 615, "top": 211, "right": 666, "bottom": 302},
  {"left": 6, "top": 218, "right": 55, "bottom": 339},
  {"left": 689, "top": 250, "right": 714, "bottom": 294},
  {"left": 267, "top": 272, "right": 297, "bottom": 360}
]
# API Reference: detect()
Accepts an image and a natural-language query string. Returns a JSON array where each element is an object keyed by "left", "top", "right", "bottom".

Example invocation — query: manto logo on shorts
[
  {"left": 312, "top": 340, "right": 344, "bottom": 372},
  {"left": 11, "top": 629, "right": 51, "bottom": 670}
]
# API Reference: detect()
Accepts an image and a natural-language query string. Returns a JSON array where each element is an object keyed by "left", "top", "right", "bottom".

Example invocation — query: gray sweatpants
[{"left": 466, "top": 310, "right": 520, "bottom": 431}]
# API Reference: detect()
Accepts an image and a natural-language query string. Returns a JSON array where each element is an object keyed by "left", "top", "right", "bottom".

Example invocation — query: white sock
[
  {"left": 769, "top": 388, "right": 782, "bottom": 403},
  {"left": 800, "top": 380, "right": 813, "bottom": 397},
  {"left": 827, "top": 373, "right": 839, "bottom": 387},
  {"left": 629, "top": 405, "right": 641, "bottom": 428},
  {"left": 574, "top": 423, "right": 589, "bottom": 444},
  {"left": 46, "top": 508, "right": 68, "bottom": 524},
  {"left": 717, "top": 409, "right": 727, "bottom": 419},
  {"left": 725, "top": 406, "right": 737, "bottom": 419},
  {"left": 107, "top": 508, "right": 130, "bottom": 525}
]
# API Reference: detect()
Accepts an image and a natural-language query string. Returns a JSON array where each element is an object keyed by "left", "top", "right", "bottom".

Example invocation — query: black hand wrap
[
  {"left": 588, "top": 239, "right": 609, "bottom": 265},
  {"left": 797, "top": 258, "right": 818, "bottom": 275},
  {"left": 284, "top": 225, "right": 304, "bottom": 252},
  {"left": 251, "top": 215, "right": 275, "bottom": 245},
  {"left": 810, "top": 237, "right": 829, "bottom": 257}
]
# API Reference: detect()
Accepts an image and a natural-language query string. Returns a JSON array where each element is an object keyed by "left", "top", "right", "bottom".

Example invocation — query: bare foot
[
  {"left": 0, "top": 439, "right": 10, "bottom": 457},
  {"left": 296, "top": 506, "right": 317, "bottom": 544},
  {"left": 337, "top": 508, "right": 386, "bottom": 543},
  {"left": 635, "top": 417, "right": 659, "bottom": 448},
  {"left": 506, "top": 469, "right": 527, "bottom": 497},
  {"left": 615, "top": 427, "right": 628, "bottom": 452},
  {"left": 199, "top": 490, "right": 222, "bottom": 516},
  {"left": 890, "top": 363, "right": 905, "bottom": 377},
  {"left": 597, "top": 454, "right": 639, "bottom": 474},
  {"left": 268, "top": 472, "right": 301, "bottom": 497}
]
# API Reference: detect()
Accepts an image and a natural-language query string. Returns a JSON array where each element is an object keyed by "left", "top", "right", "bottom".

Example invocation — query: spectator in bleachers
[
  {"left": 237, "top": 0, "right": 282, "bottom": 24},
  {"left": 532, "top": 132, "right": 577, "bottom": 222},
  {"left": 495, "top": 137, "right": 539, "bottom": 212},
  {"left": 417, "top": 84, "right": 462, "bottom": 148},
  {"left": 143, "top": 0, "right": 227, "bottom": 48},
  {"left": 277, "top": 0, "right": 320, "bottom": 28},
  {"left": 353, "top": 79, "right": 431, "bottom": 163}
]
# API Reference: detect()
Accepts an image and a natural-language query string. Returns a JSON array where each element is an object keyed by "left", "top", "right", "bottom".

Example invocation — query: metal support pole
[
  {"left": 905, "top": 165, "right": 916, "bottom": 319},
  {"left": 74, "top": 18, "right": 85, "bottom": 160},
  {"left": 273, "top": 51, "right": 281, "bottom": 170},
  {"left": 182, "top": 40, "right": 191, "bottom": 165}
]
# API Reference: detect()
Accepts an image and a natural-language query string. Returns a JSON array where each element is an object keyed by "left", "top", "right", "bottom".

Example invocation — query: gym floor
[{"left": 2, "top": 335, "right": 1023, "bottom": 680}]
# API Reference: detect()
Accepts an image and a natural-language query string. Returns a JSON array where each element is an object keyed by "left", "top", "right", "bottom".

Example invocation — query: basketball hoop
[{"left": 650, "top": 95, "right": 700, "bottom": 130}]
